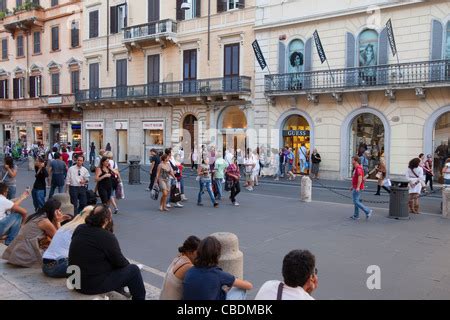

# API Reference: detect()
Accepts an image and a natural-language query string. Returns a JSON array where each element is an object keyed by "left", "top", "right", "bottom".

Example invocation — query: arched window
[
  {"left": 358, "top": 29, "right": 379, "bottom": 67},
  {"left": 287, "top": 39, "right": 305, "bottom": 73}
]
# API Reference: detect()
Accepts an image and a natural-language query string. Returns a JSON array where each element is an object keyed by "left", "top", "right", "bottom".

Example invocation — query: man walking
[
  {"left": 299, "top": 144, "right": 308, "bottom": 174},
  {"left": 350, "top": 156, "right": 373, "bottom": 220},
  {"left": 66, "top": 155, "right": 90, "bottom": 215},
  {"left": 214, "top": 152, "right": 228, "bottom": 201},
  {"left": 48, "top": 152, "right": 67, "bottom": 198}
]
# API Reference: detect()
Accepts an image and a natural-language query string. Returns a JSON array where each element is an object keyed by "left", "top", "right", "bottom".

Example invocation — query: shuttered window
[
  {"left": 33, "top": 32, "right": 41, "bottom": 54},
  {"left": 13, "top": 78, "right": 24, "bottom": 99},
  {"left": 71, "top": 70, "right": 80, "bottom": 94},
  {"left": 17, "top": 35, "right": 24, "bottom": 57},
  {"left": 0, "top": 79, "right": 8, "bottom": 99},
  {"left": 1, "top": 38, "right": 7, "bottom": 60},
  {"left": 29, "top": 75, "right": 41, "bottom": 98},
  {"left": 110, "top": 4, "right": 127, "bottom": 34},
  {"left": 51, "top": 73, "right": 60, "bottom": 95},
  {"left": 71, "top": 21, "right": 80, "bottom": 48},
  {"left": 89, "top": 10, "right": 99, "bottom": 38},
  {"left": 51, "top": 26, "right": 59, "bottom": 51},
  {"left": 51, "top": 0, "right": 58, "bottom": 6}
]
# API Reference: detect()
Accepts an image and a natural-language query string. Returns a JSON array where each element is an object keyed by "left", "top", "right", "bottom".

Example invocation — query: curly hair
[
  {"left": 289, "top": 51, "right": 304, "bottom": 67},
  {"left": 282, "top": 250, "right": 316, "bottom": 288}
]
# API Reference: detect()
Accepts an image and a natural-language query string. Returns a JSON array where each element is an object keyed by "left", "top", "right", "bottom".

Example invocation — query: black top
[
  {"left": 312, "top": 153, "right": 321, "bottom": 164},
  {"left": 150, "top": 155, "right": 160, "bottom": 177},
  {"left": 97, "top": 168, "right": 113, "bottom": 191},
  {"left": 90, "top": 145, "right": 95, "bottom": 153},
  {"left": 69, "top": 224, "right": 129, "bottom": 293},
  {"left": 33, "top": 167, "right": 48, "bottom": 190}
]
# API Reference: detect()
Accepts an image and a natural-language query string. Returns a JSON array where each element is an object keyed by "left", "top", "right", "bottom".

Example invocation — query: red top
[
  {"left": 176, "top": 164, "right": 183, "bottom": 181},
  {"left": 74, "top": 147, "right": 83, "bottom": 154},
  {"left": 61, "top": 152, "right": 69, "bottom": 165},
  {"left": 352, "top": 164, "right": 365, "bottom": 190}
]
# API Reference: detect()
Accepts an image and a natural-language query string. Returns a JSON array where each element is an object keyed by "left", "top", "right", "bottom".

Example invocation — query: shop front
[
  {"left": 219, "top": 106, "right": 248, "bottom": 157},
  {"left": 115, "top": 121, "right": 128, "bottom": 163},
  {"left": 3, "top": 124, "right": 11, "bottom": 143},
  {"left": 70, "top": 122, "right": 82, "bottom": 147},
  {"left": 143, "top": 120, "right": 164, "bottom": 164},
  {"left": 282, "top": 115, "right": 311, "bottom": 174},
  {"left": 17, "top": 124, "right": 27, "bottom": 144},
  {"left": 85, "top": 121, "right": 104, "bottom": 152},
  {"left": 33, "top": 125, "right": 43, "bottom": 145},
  {"left": 433, "top": 111, "right": 449, "bottom": 181}
]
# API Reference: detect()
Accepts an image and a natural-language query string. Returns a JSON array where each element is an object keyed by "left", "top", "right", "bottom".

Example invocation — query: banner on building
[
  {"left": 252, "top": 40, "right": 268, "bottom": 71},
  {"left": 143, "top": 121, "right": 164, "bottom": 130},
  {"left": 313, "top": 30, "right": 327, "bottom": 64},
  {"left": 386, "top": 19, "right": 397, "bottom": 57},
  {"left": 85, "top": 122, "right": 104, "bottom": 130}
]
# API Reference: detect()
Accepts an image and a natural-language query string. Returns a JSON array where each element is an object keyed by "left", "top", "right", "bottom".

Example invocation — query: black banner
[
  {"left": 313, "top": 30, "right": 327, "bottom": 64},
  {"left": 386, "top": 19, "right": 397, "bottom": 57},
  {"left": 252, "top": 40, "right": 267, "bottom": 71}
]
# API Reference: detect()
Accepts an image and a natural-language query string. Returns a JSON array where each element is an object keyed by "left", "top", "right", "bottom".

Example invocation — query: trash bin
[
  {"left": 388, "top": 178, "right": 410, "bottom": 220},
  {"left": 128, "top": 158, "right": 141, "bottom": 185}
]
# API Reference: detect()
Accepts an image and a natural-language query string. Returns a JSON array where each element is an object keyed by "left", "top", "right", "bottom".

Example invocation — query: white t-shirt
[
  {"left": 109, "top": 160, "right": 118, "bottom": 170},
  {"left": 0, "top": 195, "right": 14, "bottom": 220},
  {"left": 299, "top": 146, "right": 308, "bottom": 161},
  {"left": 43, "top": 228, "right": 73, "bottom": 260},
  {"left": 255, "top": 280, "right": 315, "bottom": 300},
  {"left": 444, "top": 163, "right": 450, "bottom": 180}
]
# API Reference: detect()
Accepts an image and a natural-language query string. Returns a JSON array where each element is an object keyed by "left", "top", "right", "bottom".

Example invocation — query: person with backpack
[
  {"left": 214, "top": 152, "right": 228, "bottom": 201},
  {"left": 359, "top": 151, "right": 370, "bottom": 177},
  {"left": 298, "top": 144, "right": 309, "bottom": 175}
]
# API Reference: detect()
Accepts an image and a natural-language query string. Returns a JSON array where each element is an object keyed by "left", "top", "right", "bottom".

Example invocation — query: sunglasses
[{"left": 78, "top": 170, "right": 81, "bottom": 176}]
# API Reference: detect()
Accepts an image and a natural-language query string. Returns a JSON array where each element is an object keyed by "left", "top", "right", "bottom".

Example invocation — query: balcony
[
  {"left": 265, "top": 60, "right": 450, "bottom": 99},
  {"left": 39, "top": 95, "right": 77, "bottom": 115},
  {"left": 123, "top": 19, "right": 177, "bottom": 48},
  {"left": 75, "top": 76, "right": 251, "bottom": 106},
  {"left": 2, "top": 8, "right": 45, "bottom": 34}
]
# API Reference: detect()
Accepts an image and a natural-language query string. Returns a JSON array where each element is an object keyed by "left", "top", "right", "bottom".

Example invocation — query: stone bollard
[
  {"left": 443, "top": 187, "right": 450, "bottom": 219},
  {"left": 28, "top": 156, "right": 34, "bottom": 171},
  {"left": 300, "top": 176, "right": 312, "bottom": 202},
  {"left": 210, "top": 232, "right": 243, "bottom": 279},
  {"left": 52, "top": 193, "right": 75, "bottom": 217}
]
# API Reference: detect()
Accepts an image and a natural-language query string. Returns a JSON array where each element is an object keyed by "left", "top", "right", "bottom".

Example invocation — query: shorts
[{"left": 245, "top": 173, "right": 252, "bottom": 181}]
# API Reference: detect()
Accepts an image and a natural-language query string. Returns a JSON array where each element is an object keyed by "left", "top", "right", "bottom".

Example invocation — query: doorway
[
  {"left": 88, "top": 130, "right": 103, "bottom": 152},
  {"left": 50, "top": 124, "right": 60, "bottom": 146},
  {"left": 116, "top": 130, "right": 128, "bottom": 163}
]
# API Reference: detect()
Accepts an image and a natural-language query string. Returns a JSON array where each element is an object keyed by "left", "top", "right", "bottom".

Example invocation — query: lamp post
[{"left": 181, "top": 0, "right": 211, "bottom": 62}]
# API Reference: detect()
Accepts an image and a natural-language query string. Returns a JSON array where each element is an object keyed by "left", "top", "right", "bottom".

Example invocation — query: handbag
[
  {"left": 115, "top": 182, "right": 125, "bottom": 200},
  {"left": 170, "top": 184, "right": 182, "bottom": 203},
  {"left": 375, "top": 171, "right": 383, "bottom": 179},
  {"left": 150, "top": 185, "right": 159, "bottom": 200},
  {"left": 90, "top": 164, "right": 96, "bottom": 173}
]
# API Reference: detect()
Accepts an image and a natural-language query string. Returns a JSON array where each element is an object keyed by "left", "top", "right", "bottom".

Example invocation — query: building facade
[
  {"left": 255, "top": 0, "right": 450, "bottom": 180},
  {"left": 76, "top": 0, "right": 254, "bottom": 164},
  {"left": 0, "top": 0, "right": 83, "bottom": 148}
]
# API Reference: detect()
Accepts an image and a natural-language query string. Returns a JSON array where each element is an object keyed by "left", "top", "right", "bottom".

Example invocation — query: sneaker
[
  {"left": 197, "top": 203, "right": 204, "bottom": 206},
  {"left": 366, "top": 210, "right": 373, "bottom": 220},
  {"left": 214, "top": 202, "right": 219, "bottom": 208},
  {"left": 113, "top": 209, "right": 119, "bottom": 215},
  {"left": 233, "top": 202, "right": 240, "bottom": 206},
  {"left": 145, "top": 187, "right": 150, "bottom": 191},
  {"left": 350, "top": 215, "right": 360, "bottom": 220},
  {"left": 181, "top": 194, "right": 188, "bottom": 201},
  {"left": 166, "top": 203, "right": 172, "bottom": 208},
  {"left": 175, "top": 202, "right": 184, "bottom": 208}
]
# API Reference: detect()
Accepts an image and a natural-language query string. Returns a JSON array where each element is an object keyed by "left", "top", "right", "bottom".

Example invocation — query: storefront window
[
  {"left": 433, "top": 112, "right": 449, "bottom": 181},
  {"left": 34, "top": 126, "right": 43, "bottom": 144},
  {"left": 145, "top": 130, "right": 163, "bottom": 146},
  {"left": 359, "top": 29, "right": 378, "bottom": 85},
  {"left": 71, "top": 122, "right": 82, "bottom": 146},
  {"left": 18, "top": 126, "right": 27, "bottom": 144},
  {"left": 221, "top": 106, "right": 247, "bottom": 157},
  {"left": 283, "top": 115, "right": 310, "bottom": 174},
  {"left": 350, "top": 114, "right": 384, "bottom": 178}
]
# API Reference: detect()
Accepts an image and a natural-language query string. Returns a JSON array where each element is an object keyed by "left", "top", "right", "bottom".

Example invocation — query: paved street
[{"left": 10, "top": 162, "right": 450, "bottom": 300}]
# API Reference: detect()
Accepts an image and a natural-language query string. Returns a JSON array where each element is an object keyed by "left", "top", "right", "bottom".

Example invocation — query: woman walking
[
  {"left": 310, "top": 148, "right": 321, "bottom": 179},
  {"left": 32, "top": 157, "right": 48, "bottom": 211},
  {"left": 406, "top": 158, "right": 424, "bottom": 214},
  {"left": 197, "top": 158, "right": 218, "bottom": 208},
  {"left": 95, "top": 157, "right": 113, "bottom": 206},
  {"left": 374, "top": 158, "right": 390, "bottom": 195},
  {"left": 225, "top": 159, "right": 241, "bottom": 206},
  {"left": 423, "top": 154, "right": 434, "bottom": 192},
  {"left": 156, "top": 154, "right": 176, "bottom": 212}
]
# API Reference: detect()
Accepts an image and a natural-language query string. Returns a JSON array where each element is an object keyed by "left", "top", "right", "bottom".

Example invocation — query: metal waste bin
[
  {"left": 128, "top": 158, "right": 141, "bottom": 185},
  {"left": 388, "top": 178, "right": 410, "bottom": 220}
]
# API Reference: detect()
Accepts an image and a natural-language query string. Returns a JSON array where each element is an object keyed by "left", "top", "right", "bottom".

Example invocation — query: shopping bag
[
  {"left": 383, "top": 179, "right": 392, "bottom": 188},
  {"left": 150, "top": 185, "right": 159, "bottom": 201},
  {"left": 115, "top": 182, "right": 125, "bottom": 200},
  {"left": 170, "top": 184, "right": 182, "bottom": 203}
]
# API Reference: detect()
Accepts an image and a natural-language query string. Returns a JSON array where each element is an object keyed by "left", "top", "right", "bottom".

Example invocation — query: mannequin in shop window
[{"left": 357, "top": 138, "right": 368, "bottom": 157}]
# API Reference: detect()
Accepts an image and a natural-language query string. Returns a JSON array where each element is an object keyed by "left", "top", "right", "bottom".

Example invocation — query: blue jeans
[
  {"left": 32, "top": 188, "right": 46, "bottom": 210},
  {"left": 49, "top": 184, "right": 64, "bottom": 199},
  {"left": 279, "top": 163, "right": 285, "bottom": 176},
  {"left": 198, "top": 179, "right": 216, "bottom": 205},
  {"left": 445, "top": 179, "right": 450, "bottom": 185},
  {"left": 89, "top": 152, "right": 95, "bottom": 165},
  {"left": 215, "top": 178, "right": 224, "bottom": 200},
  {"left": 179, "top": 177, "right": 185, "bottom": 194},
  {"left": 0, "top": 213, "right": 22, "bottom": 245},
  {"left": 352, "top": 190, "right": 371, "bottom": 218},
  {"left": 167, "top": 179, "right": 176, "bottom": 204},
  {"left": 226, "top": 287, "right": 247, "bottom": 300},
  {"left": 7, "top": 186, "right": 16, "bottom": 200},
  {"left": 42, "top": 257, "right": 69, "bottom": 278}
]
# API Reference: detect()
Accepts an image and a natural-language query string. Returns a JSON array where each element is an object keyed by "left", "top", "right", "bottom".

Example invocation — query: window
[
  {"left": 51, "top": 73, "right": 60, "bottom": 95},
  {"left": 17, "top": 35, "right": 24, "bottom": 57},
  {"left": 89, "top": 10, "right": 99, "bottom": 38},
  {"left": 71, "top": 70, "right": 80, "bottom": 94},
  {"left": 217, "top": 0, "right": 244, "bottom": 12},
  {"left": 446, "top": 21, "right": 450, "bottom": 60},
  {"left": 51, "top": 26, "right": 59, "bottom": 51},
  {"left": 33, "top": 32, "right": 41, "bottom": 54},
  {"left": 0, "top": 79, "right": 8, "bottom": 99},
  {"left": 13, "top": 78, "right": 25, "bottom": 99},
  {"left": 287, "top": 39, "right": 305, "bottom": 73},
  {"left": 358, "top": 29, "right": 379, "bottom": 85},
  {"left": 16, "top": 0, "right": 22, "bottom": 7},
  {"left": 0, "top": 0, "right": 6, "bottom": 12},
  {"left": 29, "top": 75, "right": 41, "bottom": 98},
  {"left": 1, "top": 38, "right": 7, "bottom": 60},
  {"left": 51, "top": 0, "right": 58, "bottom": 6},
  {"left": 110, "top": 4, "right": 127, "bottom": 34},
  {"left": 183, "top": 0, "right": 200, "bottom": 20},
  {"left": 71, "top": 21, "right": 80, "bottom": 48}
]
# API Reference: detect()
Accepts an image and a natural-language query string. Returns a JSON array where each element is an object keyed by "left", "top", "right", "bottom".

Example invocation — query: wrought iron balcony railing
[
  {"left": 265, "top": 60, "right": 450, "bottom": 95},
  {"left": 123, "top": 19, "right": 177, "bottom": 42},
  {"left": 75, "top": 76, "right": 251, "bottom": 103}
]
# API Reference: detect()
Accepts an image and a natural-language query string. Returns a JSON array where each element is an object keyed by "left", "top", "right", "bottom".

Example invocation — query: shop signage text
[
  {"left": 85, "top": 122, "right": 104, "bottom": 130},
  {"left": 115, "top": 121, "right": 128, "bottom": 130},
  {"left": 48, "top": 97, "right": 63, "bottom": 105},
  {"left": 143, "top": 121, "right": 164, "bottom": 130},
  {"left": 283, "top": 130, "right": 310, "bottom": 137}
]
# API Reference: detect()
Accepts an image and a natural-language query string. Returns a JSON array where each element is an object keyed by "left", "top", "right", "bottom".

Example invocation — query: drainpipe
[
  {"left": 107, "top": 0, "right": 110, "bottom": 72},
  {"left": 207, "top": 0, "right": 210, "bottom": 63}
]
